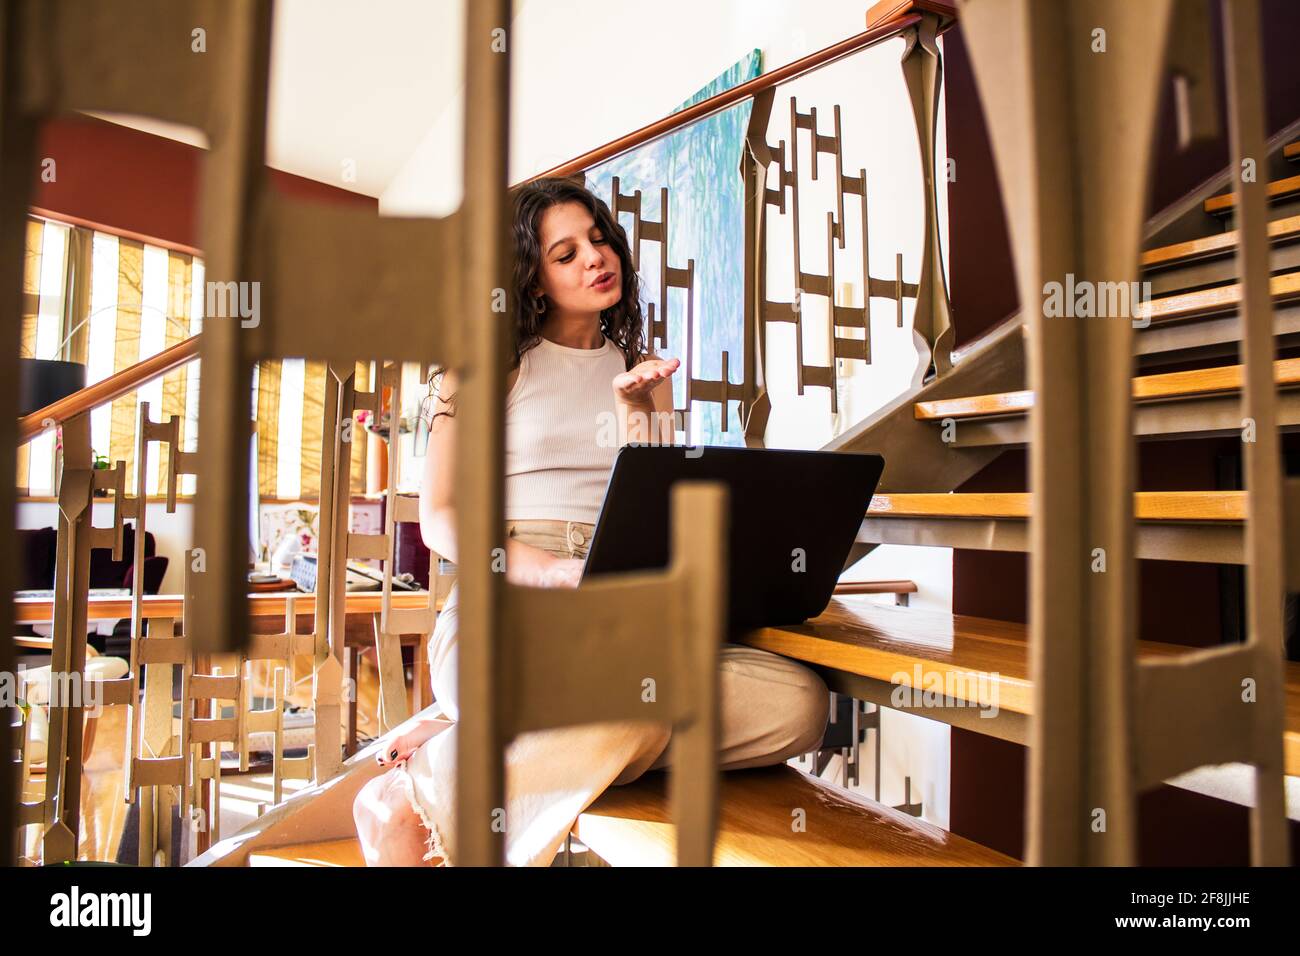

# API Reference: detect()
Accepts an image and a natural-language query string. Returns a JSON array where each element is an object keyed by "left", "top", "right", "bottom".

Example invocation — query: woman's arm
[
  {"left": 418, "top": 370, "right": 459, "bottom": 563},
  {"left": 614, "top": 354, "right": 678, "bottom": 446},
  {"left": 418, "top": 368, "right": 580, "bottom": 587}
]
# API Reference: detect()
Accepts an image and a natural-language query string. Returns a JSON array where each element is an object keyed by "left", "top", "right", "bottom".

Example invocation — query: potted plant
[
  {"left": 92, "top": 451, "right": 110, "bottom": 497},
  {"left": 357, "top": 407, "right": 416, "bottom": 442}
]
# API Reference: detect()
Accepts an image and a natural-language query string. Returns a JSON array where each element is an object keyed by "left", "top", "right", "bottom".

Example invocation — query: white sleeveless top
[{"left": 504, "top": 333, "right": 628, "bottom": 524}]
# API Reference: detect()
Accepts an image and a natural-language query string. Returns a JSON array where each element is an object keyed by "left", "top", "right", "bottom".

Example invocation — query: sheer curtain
[{"left": 18, "top": 212, "right": 372, "bottom": 504}]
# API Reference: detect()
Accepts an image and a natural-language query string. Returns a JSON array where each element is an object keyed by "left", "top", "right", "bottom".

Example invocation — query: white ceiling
[
  {"left": 90, "top": 0, "right": 869, "bottom": 203},
  {"left": 91, "top": 0, "right": 480, "bottom": 198}
]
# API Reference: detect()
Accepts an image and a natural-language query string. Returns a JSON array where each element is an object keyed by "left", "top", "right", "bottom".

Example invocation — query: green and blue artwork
[{"left": 586, "top": 49, "right": 762, "bottom": 446}]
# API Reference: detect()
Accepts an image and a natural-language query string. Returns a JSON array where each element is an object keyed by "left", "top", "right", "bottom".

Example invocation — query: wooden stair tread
[
  {"left": 744, "top": 597, "right": 1196, "bottom": 716},
  {"left": 867, "top": 491, "right": 1247, "bottom": 522},
  {"left": 248, "top": 837, "right": 366, "bottom": 867},
  {"left": 913, "top": 357, "right": 1300, "bottom": 421},
  {"left": 1142, "top": 215, "right": 1300, "bottom": 269},
  {"left": 1204, "top": 173, "right": 1300, "bottom": 214},
  {"left": 747, "top": 598, "right": 1036, "bottom": 712},
  {"left": 1134, "top": 271, "right": 1300, "bottom": 325},
  {"left": 574, "top": 764, "right": 1016, "bottom": 866},
  {"left": 739, "top": 595, "right": 1300, "bottom": 774},
  {"left": 1286, "top": 140, "right": 1300, "bottom": 160}
]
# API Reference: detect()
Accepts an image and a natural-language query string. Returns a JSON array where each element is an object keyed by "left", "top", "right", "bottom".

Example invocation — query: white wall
[
  {"left": 383, "top": 0, "right": 922, "bottom": 214},
  {"left": 382, "top": 0, "right": 955, "bottom": 828}
]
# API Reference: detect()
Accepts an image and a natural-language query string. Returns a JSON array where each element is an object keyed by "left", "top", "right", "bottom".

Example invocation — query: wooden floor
[
  {"left": 18, "top": 648, "right": 394, "bottom": 864},
  {"left": 19, "top": 634, "right": 888, "bottom": 865}
]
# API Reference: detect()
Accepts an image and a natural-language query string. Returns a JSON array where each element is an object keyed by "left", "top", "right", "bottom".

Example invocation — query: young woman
[{"left": 353, "top": 177, "right": 830, "bottom": 866}]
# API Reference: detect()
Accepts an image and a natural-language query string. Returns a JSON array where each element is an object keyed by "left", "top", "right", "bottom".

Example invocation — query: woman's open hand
[{"left": 612, "top": 357, "right": 679, "bottom": 406}]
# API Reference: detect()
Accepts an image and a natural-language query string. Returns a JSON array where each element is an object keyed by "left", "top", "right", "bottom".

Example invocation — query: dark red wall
[
  {"left": 943, "top": 0, "right": 1300, "bottom": 348},
  {"left": 941, "top": 26, "right": 1017, "bottom": 348},
  {"left": 30, "top": 113, "right": 376, "bottom": 250}
]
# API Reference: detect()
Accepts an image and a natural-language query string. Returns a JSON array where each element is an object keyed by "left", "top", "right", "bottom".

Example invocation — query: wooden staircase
[
  {"left": 1136, "top": 144, "right": 1300, "bottom": 360},
  {"left": 200, "top": 139, "right": 1300, "bottom": 873},
  {"left": 749, "top": 136, "right": 1300, "bottom": 860},
  {"left": 19, "top": 0, "right": 1291, "bottom": 870},
  {"left": 858, "top": 488, "right": 1300, "bottom": 569},
  {"left": 530, "top": 133, "right": 1300, "bottom": 870},
  {"left": 739, "top": 595, "right": 1300, "bottom": 778},
  {"left": 915, "top": 358, "right": 1300, "bottom": 430},
  {"left": 248, "top": 839, "right": 367, "bottom": 868},
  {"left": 870, "top": 151, "right": 1300, "bottom": 581},
  {"left": 574, "top": 761, "right": 1015, "bottom": 867},
  {"left": 0, "top": 0, "right": 1287, "bottom": 883},
  {"left": 1141, "top": 215, "right": 1300, "bottom": 294}
]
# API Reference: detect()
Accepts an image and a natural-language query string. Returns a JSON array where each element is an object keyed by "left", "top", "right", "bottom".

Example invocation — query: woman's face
[{"left": 531, "top": 201, "right": 622, "bottom": 317}]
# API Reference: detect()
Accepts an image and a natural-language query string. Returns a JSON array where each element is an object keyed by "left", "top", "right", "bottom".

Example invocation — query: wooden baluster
[
  {"left": 898, "top": 9, "right": 955, "bottom": 384},
  {"left": 1222, "top": 0, "right": 1289, "bottom": 866}
]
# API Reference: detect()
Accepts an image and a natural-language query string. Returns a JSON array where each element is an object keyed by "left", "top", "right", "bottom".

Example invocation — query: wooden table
[{"left": 13, "top": 588, "right": 446, "bottom": 756}]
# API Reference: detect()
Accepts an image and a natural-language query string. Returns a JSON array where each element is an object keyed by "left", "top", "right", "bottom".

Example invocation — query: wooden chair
[{"left": 239, "top": 595, "right": 317, "bottom": 806}]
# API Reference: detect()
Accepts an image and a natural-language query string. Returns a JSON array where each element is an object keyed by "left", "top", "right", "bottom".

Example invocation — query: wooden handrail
[
  {"left": 17, "top": 12, "right": 929, "bottom": 446},
  {"left": 866, "top": 0, "right": 956, "bottom": 31},
  {"left": 833, "top": 579, "right": 919, "bottom": 595},
  {"left": 17, "top": 334, "right": 201, "bottom": 444},
  {"left": 529, "top": 13, "right": 924, "bottom": 182}
]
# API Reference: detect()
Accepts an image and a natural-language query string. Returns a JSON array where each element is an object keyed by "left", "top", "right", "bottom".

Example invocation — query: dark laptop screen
[{"left": 582, "top": 445, "right": 884, "bottom": 631}]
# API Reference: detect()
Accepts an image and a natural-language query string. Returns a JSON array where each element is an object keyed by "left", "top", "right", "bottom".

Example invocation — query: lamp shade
[{"left": 19, "top": 358, "right": 86, "bottom": 417}]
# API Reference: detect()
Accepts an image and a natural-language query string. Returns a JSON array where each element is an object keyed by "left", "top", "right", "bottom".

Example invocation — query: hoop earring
[{"left": 534, "top": 295, "right": 547, "bottom": 315}]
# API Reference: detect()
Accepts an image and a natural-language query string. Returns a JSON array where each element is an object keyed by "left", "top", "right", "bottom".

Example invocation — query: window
[
  {"left": 253, "top": 357, "right": 371, "bottom": 500},
  {"left": 85, "top": 230, "right": 204, "bottom": 497},
  {"left": 19, "top": 214, "right": 391, "bottom": 501},
  {"left": 17, "top": 216, "right": 71, "bottom": 495}
]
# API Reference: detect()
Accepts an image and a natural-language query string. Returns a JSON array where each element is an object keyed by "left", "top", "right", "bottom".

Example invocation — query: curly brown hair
[{"left": 428, "top": 176, "right": 647, "bottom": 421}]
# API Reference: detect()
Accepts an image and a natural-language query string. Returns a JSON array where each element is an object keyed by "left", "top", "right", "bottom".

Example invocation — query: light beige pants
[{"left": 396, "top": 517, "right": 831, "bottom": 866}]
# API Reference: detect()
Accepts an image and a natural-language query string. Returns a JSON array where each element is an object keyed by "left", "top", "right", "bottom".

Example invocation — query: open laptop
[{"left": 581, "top": 445, "right": 885, "bottom": 634}]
